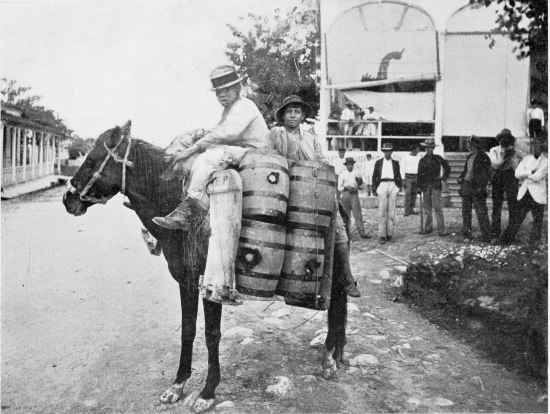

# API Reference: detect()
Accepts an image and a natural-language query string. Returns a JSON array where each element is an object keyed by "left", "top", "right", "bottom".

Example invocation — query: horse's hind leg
[
  {"left": 192, "top": 298, "right": 222, "bottom": 413},
  {"left": 160, "top": 285, "right": 199, "bottom": 404}
]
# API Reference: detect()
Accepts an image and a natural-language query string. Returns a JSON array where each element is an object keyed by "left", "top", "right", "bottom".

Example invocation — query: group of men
[
  {"left": 331, "top": 139, "right": 451, "bottom": 244},
  {"left": 339, "top": 102, "right": 380, "bottom": 137}
]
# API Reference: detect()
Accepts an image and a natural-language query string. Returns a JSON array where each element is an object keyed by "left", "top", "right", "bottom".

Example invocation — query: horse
[{"left": 62, "top": 122, "right": 348, "bottom": 413}]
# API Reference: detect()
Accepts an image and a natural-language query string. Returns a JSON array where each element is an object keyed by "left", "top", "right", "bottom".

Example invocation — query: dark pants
[
  {"left": 501, "top": 191, "right": 545, "bottom": 244},
  {"left": 529, "top": 119, "right": 543, "bottom": 139},
  {"left": 403, "top": 174, "right": 418, "bottom": 215},
  {"left": 491, "top": 169, "right": 519, "bottom": 237},
  {"left": 422, "top": 185, "right": 445, "bottom": 234},
  {"left": 461, "top": 181, "right": 491, "bottom": 241}
]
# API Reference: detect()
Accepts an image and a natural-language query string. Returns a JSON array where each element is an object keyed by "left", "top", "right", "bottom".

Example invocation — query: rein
[{"left": 74, "top": 126, "right": 134, "bottom": 204}]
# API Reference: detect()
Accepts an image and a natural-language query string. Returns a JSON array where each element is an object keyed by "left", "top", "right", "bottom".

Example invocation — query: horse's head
[{"left": 63, "top": 121, "right": 132, "bottom": 216}]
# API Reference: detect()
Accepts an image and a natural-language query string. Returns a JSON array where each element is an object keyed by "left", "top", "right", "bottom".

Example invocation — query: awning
[{"left": 342, "top": 89, "right": 435, "bottom": 122}]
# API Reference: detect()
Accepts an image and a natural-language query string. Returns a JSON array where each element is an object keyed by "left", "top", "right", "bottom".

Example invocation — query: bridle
[{"left": 67, "top": 125, "right": 134, "bottom": 205}]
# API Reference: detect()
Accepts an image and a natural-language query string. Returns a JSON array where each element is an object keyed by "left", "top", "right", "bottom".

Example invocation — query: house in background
[
  {"left": 1, "top": 101, "right": 73, "bottom": 197},
  {"left": 319, "top": 0, "right": 532, "bottom": 158}
]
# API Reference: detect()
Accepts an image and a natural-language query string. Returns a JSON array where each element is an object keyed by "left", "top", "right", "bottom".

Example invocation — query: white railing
[{"left": 2, "top": 162, "right": 57, "bottom": 188}]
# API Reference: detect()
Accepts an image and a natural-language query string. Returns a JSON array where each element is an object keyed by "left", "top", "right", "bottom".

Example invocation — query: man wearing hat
[
  {"left": 488, "top": 128, "right": 524, "bottom": 240},
  {"left": 340, "top": 102, "right": 356, "bottom": 136},
  {"left": 153, "top": 65, "right": 269, "bottom": 230},
  {"left": 269, "top": 95, "right": 327, "bottom": 163},
  {"left": 417, "top": 138, "right": 451, "bottom": 236},
  {"left": 337, "top": 157, "right": 370, "bottom": 240},
  {"left": 500, "top": 136, "right": 548, "bottom": 245},
  {"left": 372, "top": 143, "right": 402, "bottom": 244},
  {"left": 271, "top": 94, "right": 361, "bottom": 297},
  {"left": 457, "top": 136, "right": 492, "bottom": 243},
  {"left": 400, "top": 144, "right": 422, "bottom": 215}
]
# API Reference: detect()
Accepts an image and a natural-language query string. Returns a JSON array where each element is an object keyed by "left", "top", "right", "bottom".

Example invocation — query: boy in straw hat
[
  {"left": 153, "top": 65, "right": 269, "bottom": 230},
  {"left": 417, "top": 138, "right": 451, "bottom": 236},
  {"left": 270, "top": 94, "right": 361, "bottom": 297}
]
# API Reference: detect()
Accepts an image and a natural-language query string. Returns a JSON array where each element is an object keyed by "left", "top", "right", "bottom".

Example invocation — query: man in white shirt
[
  {"left": 527, "top": 100, "right": 545, "bottom": 139},
  {"left": 400, "top": 144, "right": 421, "bottom": 216},
  {"left": 338, "top": 157, "right": 370, "bottom": 239},
  {"left": 365, "top": 106, "right": 380, "bottom": 137},
  {"left": 372, "top": 143, "right": 402, "bottom": 244},
  {"left": 340, "top": 102, "right": 356, "bottom": 136},
  {"left": 500, "top": 137, "right": 548, "bottom": 245},
  {"left": 153, "top": 65, "right": 269, "bottom": 230},
  {"left": 332, "top": 148, "right": 347, "bottom": 198},
  {"left": 488, "top": 129, "right": 524, "bottom": 239},
  {"left": 360, "top": 154, "right": 376, "bottom": 196}
]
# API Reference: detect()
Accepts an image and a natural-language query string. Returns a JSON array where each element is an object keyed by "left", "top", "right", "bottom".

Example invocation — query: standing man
[
  {"left": 364, "top": 106, "right": 380, "bottom": 137},
  {"left": 400, "top": 144, "right": 421, "bottom": 216},
  {"left": 417, "top": 138, "right": 451, "bottom": 236},
  {"left": 500, "top": 136, "right": 548, "bottom": 245},
  {"left": 360, "top": 154, "right": 376, "bottom": 197},
  {"left": 153, "top": 65, "right": 269, "bottom": 230},
  {"left": 338, "top": 157, "right": 371, "bottom": 239},
  {"left": 458, "top": 136, "right": 492, "bottom": 243},
  {"left": 270, "top": 94, "right": 361, "bottom": 297},
  {"left": 372, "top": 143, "right": 402, "bottom": 244},
  {"left": 332, "top": 147, "right": 347, "bottom": 199},
  {"left": 340, "top": 102, "right": 356, "bottom": 136},
  {"left": 488, "top": 129, "right": 523, "bottom": 241},
  {"left": 527, "top": 100, "right": 545, "bottom": 139}
]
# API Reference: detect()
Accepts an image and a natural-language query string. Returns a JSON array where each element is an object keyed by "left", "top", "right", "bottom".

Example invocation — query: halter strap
[{"left": 79, "top": 126, "right": 133, "bottom": 204}]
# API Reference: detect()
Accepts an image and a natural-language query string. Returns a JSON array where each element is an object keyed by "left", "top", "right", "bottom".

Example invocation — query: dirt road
[{"left": 1, "top": 187, "right": 546, "bottom": 413}]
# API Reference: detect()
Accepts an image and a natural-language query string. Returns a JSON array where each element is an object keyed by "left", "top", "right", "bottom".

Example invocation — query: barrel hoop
[
  {"left": 236, "top": 285, "right": 276, "bottom": 298},
  {"left": 285, "top": 227, "right": 325, "bottom": 238},
  {"left": 239, "top": 162, "right": 289, "bottom": 175},
  {"left": 242, "top": 191, "right": 288, "bottom": 203},
  {"left": 241, "top": 219, "right": 286, "bottom": 233},
  {"left": 280, "top": 271, "right": 325, "bottom": 282},
  {"left": 286, "top": 206, "right": 333, "bottom": 217},
  {"left": 289, "top": 176, "right": 336, "bottom": 187},
  {"left": 235, "top": 267, "right": 281, "bottom": 280},
  {"left": 283, "top": 291, "right": 319, "bottom": 301},
  {"left": 284, "top": 244, "right": 325, "bottom": 255},
  {"left": 239, "top": 236, "right": 287, "bottom": 250},
  {"left": 242, "top": 209, "right": 286, "bottom": 223},
  {"left": 289, "top": 160, "right": 335, "bottom": 172},
  {"left": 286, "top": 222, "right": 329, "bottom": 233}
]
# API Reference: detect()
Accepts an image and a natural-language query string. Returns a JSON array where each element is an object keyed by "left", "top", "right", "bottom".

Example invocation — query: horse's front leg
[
  {"left": 324, "top": 242, "right": 349, "bottom": 379},
  {"left": 191, "top": 298, "right": 222, "bottom": 413},
  {"left": 160, "top": 285, "right": 199, "bottom": 404}
]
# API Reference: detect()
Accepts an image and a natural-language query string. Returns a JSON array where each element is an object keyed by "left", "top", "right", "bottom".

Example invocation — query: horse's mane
[{"left": 128, "top": 139, "right": 182, "bottom": 214}]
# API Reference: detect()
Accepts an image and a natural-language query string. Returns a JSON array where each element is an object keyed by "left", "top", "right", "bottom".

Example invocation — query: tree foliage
[
  {"left": 470, "top": 0, "right": 547, "bottom": 58},
  {"left": 1, "top": 77, "right": 70, "bottom": 133},
  {"left": 68, "top": 137, "right": 93, "bottom": 160},
  {"left": 225, "top": 0, "right": 319, "bottom": 124}
]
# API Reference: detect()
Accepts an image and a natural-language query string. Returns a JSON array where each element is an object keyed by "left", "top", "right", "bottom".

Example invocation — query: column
[
  {"left": 22, "top": 129, "right": 28, "bottom": 181},
  {"left": 39, "top": 131, "right": 44, "bottom": 177},
  {"left": 434, "top": 31, "right": 445, "bottom": 152},
  {"left": 30, "top": 130, "right": 36, "bottom": 179},
  {"left": 11, "top": 126, "right": 17, "bottom": 184},
  {"left": 56, "top": 136, "right": 61, "bottom": 175}
]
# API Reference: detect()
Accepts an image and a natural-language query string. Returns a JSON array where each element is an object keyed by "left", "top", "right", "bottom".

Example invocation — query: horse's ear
[
  {"left": 121, "top": 120, "right": 131, "bottom": 138},
  {"left": 106, "top": 126, "right": 122, "bottom": 148}
]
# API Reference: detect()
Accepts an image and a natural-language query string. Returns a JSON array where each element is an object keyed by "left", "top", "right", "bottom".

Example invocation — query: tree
[
  {"left": 68, "top": 137, "right": 94, "bottom": 160},
  {"left": 469, "top": 0, "right": 547, "bottom": 58},
  {"left": 225, "top": 0, "right": 319, "bottom": 124},
  {"left": 470, "top": 0, "right": 547, "bottom": 104}
]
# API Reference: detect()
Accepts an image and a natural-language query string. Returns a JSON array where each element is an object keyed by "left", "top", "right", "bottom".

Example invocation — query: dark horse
[{"left": 63, "top": 122, "right": 348, "bottom": 412}]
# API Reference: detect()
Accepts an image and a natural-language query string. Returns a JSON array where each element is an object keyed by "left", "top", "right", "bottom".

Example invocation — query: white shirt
[
  {"left": 338, "top": 169, "right": 361, "bottom": 192},
  {"left": 400, "top": 153, "right": 420, "bottom": 176},
  {"left": 527, "top": 107, "right": 545, "bottom": 126},
  {"left": 515, "top": 153, "right": 548, "bottom": 204},
  {"left": 364, "top": 111, "right": 380, "bottom": 121},
  {"left": 381, "top": 158, "right": 394, "bottom": 179},
  {"left": 340, "top": 107, "right": 355, "bottom": 122},
  {"left": 332, "top": 157, "right": 347, "bottom": 176},
  {"left": 488, "top": 145, "right": 523, "bottom": 170}
]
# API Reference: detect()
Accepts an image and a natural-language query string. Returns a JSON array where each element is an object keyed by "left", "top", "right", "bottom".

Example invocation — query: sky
[{"left": 1, "top": 0, "right": 298, "bottom": 146}]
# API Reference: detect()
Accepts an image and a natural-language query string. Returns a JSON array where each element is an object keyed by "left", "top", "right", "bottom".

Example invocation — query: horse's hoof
[
  {"left": 322, "top": 351, "right": 338, "bottom": 380},
  {"left": 193, "top": 397, "right": 215, "bottom": 413},
  {"left": 159, "top": 382, "right": 185, "bottom": 404},
  {"left": 183, "top": 390, "right": 200, "bottom": 408}
]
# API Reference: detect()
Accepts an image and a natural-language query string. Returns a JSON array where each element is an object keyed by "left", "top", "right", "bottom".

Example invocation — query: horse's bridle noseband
[{"left": 67, "top": 124, "right": 134, "bottom": 205}]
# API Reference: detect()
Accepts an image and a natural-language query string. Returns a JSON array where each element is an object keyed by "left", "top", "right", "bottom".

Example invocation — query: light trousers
[{"left": 377, "top": 181, "right": 399, "bottom": 237}]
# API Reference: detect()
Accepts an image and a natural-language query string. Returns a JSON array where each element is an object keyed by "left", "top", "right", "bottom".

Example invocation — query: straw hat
[{"left": 209, "top": 65, "right": 244, "bottom": 91}]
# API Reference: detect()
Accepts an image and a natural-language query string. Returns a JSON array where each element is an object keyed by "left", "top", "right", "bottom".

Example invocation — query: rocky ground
[{"left": 1, "top": 187, "right": 547, "bottom": 413}]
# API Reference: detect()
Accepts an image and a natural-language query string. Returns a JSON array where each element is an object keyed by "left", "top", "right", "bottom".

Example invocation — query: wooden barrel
[
  {"left": 276, "top": 227, "right": 325, "bottom": 301},
  {"left": 287, "top": 161, "right": 336, "bottom": 233},
  {"left": 235, "top": 219, "right": 285, "bottom": 298},
  {"left": 239, "top": 151, "right": 289, "bottom": 223}
]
